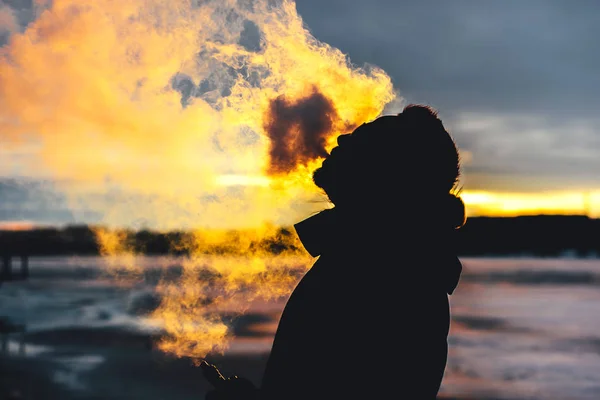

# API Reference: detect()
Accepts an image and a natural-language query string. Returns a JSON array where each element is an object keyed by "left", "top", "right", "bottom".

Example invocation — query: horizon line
[{"left": 0, "top": 213, "right": 597, "bottom": 232}]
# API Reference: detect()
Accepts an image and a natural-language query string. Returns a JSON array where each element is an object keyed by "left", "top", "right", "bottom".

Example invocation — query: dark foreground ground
[{"left": 0, "top": 326, "right": 476, "bottom": 400}]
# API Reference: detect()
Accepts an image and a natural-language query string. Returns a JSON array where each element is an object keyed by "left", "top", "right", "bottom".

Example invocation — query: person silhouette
[{"left": 204, "top": 104, "right": 466, "bottom": 400}]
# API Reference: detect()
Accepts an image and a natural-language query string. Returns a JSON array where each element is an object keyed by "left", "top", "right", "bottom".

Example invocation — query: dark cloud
[
  {"left": 296, "top": 0, "right": 600, "bottom": 115},
  {"left": 1, "top": 0, "right": 36, "bottom": 29}
]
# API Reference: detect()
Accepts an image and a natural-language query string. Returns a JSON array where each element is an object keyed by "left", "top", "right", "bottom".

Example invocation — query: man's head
[{"left": 312, "top": 104, "right": 462, "bottom": 212}]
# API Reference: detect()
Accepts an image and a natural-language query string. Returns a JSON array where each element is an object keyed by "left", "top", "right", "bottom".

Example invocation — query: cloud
[
  {"left": 448, "top": 112, "right": 600, "bottom": 192},
  {"left": 0, "top": 178, "right": 77, "bottom": 224}
]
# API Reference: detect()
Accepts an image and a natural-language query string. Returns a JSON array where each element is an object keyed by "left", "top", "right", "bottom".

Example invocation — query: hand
[
  {"left": 201, "top": 360, "right": 258, "bottom": 400},
  {"left": 205, "top": 375, "right": 259, "bottom": 400}
]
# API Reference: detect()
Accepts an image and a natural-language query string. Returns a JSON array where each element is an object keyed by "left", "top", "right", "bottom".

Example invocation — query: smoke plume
[
  {"left": 265, "top": 89, "right": 351, "bottom": 174},
  {"left": 0, "top": 0, "right": 398, "bottom": 360}
]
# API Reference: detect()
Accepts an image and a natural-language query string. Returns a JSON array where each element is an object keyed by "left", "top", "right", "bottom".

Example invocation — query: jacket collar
[{"left": 293, "top": 207, "right": 462, "bottom": 295}]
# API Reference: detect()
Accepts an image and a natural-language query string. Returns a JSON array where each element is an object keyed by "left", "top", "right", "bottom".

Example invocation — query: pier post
[
  {"left": 1, "top": 255, "right": 11, "bottom": 280},
  {"left": 0, "top": 334, "right": 6, "bottom": 353},
  {"left": 20, "top": 255, "right": 29, "bottom": 279}
]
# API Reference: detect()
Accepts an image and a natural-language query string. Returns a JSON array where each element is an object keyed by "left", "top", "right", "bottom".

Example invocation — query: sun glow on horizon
[{"left": 462, "top": 190, "right": 600, "bottom": 218}]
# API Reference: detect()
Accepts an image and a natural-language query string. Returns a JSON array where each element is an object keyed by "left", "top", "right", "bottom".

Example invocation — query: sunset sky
[
  {"left": 294, "top": 0, "right": 600, "bottom": 218},
  {"left": 0, "top": 0, "right": 598, "bottom": 230}
]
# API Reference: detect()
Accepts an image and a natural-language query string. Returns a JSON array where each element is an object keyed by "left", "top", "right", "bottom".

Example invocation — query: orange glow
[
  {"left": 0, "top": 0, "right": 395, "bottom": 362},
  {"left": 0, "top": 0, "right": 394, "bottom": 231},
  {"left": 0, "top": 221, "right": 39, "bottom": 231}
]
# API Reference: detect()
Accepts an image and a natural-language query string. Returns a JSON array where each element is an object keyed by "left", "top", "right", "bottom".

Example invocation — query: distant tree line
[
  {"left": 0, "top": 225, "right": 301, "bottom": 256},
  {"left": 455, "top": 215, "right": 599, "bottom": 257},
  {"left": 0, "top": 215, "right": 598, "bottom": 257}
]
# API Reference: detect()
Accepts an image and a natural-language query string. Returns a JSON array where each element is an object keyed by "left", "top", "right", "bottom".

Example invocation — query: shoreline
[{"left": 0, "top": 328, "right": 479, "bottom": 400}]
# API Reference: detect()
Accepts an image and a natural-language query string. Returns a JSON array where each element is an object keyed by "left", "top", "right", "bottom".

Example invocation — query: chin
[{"left": 312, "top": 165, "right": 328, "bottom": 191}]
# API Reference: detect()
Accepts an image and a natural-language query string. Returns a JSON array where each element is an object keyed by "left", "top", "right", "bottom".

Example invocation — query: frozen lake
[{"left": 1, "top": 255, "right": 600, "bottom": 400}]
